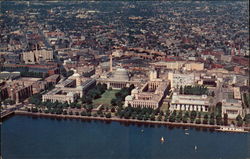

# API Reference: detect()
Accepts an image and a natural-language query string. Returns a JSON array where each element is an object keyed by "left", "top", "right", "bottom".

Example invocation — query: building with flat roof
[
  {"left": 0, "top": 71, "right": 20, "bottom": 80},
  {"left": 22, "top": 49, "right": 53, "bottom": 64},
  {"left": 42, "top": 72, "right": 96, "bottom": 103},
  {"left": 222, "top": 92, "right": 243, "bottom": 119},
  {"left": 184, "top": 62, "right": 204, "bottom": 71},
  {"left": 124, "top": 81, "right": 169, "bottom": 109},
  {"left": 168, "top": 72, "right": 195, "bottom": 89},
  {"left": 0, "top": 80, "right": 33, "bottom": 104},
  {"left": 169, "top": 92, "right": 211, "bottom": 112}
]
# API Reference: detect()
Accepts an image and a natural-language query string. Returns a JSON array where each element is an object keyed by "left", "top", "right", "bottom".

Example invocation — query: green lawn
[{"left": 92, "top": 90, "right": 120, "bottom": 107}]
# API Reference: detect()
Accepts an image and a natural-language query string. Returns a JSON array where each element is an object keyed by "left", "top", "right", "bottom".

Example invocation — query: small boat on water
[
  {"left": 160, "top": 137, "right": 165, "bottom": 143},
  {"left": 194, "top": 146, "right": 197, "bottom": 151},
  {"left": 184, "top": 128, "right": 188, "bottom": 131},
  {"left": 141, "top": 129, "right": 144, "bottom": 133},
  {"left": 185, "top": 132, "right": 189, "bottom": 135},
  {"left": 215, "top": 126, "right": 248, "bottom": 133}
]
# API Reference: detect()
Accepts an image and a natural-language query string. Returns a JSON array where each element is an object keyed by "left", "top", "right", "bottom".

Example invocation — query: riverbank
[{"left": 13, "top": 110, "right": 250, "bottom": 133}]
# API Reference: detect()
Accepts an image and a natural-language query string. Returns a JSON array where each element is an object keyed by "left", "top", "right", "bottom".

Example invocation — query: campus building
[
  {"left": 168, "top": 72, "right": 195, "bottom": 89},
  {"left": 42, "top": 72, "right": 96, "bottom": 103},
  {"left": 124, "top": 81, "right": 169, "bottom": 109},
  {"left": 169, "top": 92, "right": 211, "bottom": 112},
  {"left": 221, "top": 92, "right": 243, "bottom": 119},
  {"left": 0, "top": 80, "right": 33, "bottom": 103}
]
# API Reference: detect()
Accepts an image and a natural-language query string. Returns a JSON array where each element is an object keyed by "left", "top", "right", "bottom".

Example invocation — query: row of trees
[
  {"left": 179, "top": 85, "right": 209, "bottom": 95},
  {"left": 112, "top": 106, "right": 232, "bottom": 126},
  {"left": 111, "top": 85, "right": 135, "bottom": 107},
  {"left": 27, "top": 103, "right": 247, "bottom": 127},
  {"left": 115, "top": 106, "right": 163, "bottom": 121},
  {"left": 2, "top": 98, "right": 15, "bottom": 105}
]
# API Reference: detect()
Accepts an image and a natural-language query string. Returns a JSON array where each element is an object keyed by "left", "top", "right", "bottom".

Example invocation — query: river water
[{"left": 1, "top": 115, "right": 249, "bottom": 159}]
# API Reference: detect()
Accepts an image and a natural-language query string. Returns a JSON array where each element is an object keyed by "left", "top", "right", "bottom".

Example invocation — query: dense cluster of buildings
[{"left": 0, "top": 1, "right": 249, "bottom": 121}]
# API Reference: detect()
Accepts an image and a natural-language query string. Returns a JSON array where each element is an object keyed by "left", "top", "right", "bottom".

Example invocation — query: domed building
[
  {"left": 111, "top": 68, "right": 129, "bottom": 81},
  {"left": 97, "top": 67, "right": 139, "bottom": 89}
]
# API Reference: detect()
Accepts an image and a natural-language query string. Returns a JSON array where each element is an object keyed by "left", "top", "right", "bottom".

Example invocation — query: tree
[
  {"left": 203, "top": 114, "right": 209, "bottom": 124},
  {"left": 87, "top": 111, "right": 91, "bottom": 116},
  {"left": 124, "top": 111, "right": 131, "bottom": 119},
  {"left": 111, "top": 98, "right": 117, "bottom": 106},
  {"left": 131, "top": 112, "right": 137, "bottom": 119},
  {"left": 144, "top": 113, "right": 150, "bottom": 121},
  {"left": 169, "top": 115, "right": 176, "bottom": 122},
  {"left": 184, "top": 111, "right": 190, "bottom": 118},
  {"left": 157, "top": 115, "right": 162, "bottom": 121},
  {"left": 236, "top": 115, "right": 243, "bottom": 127},
  {"left": 195, "top": 118, "right": 201, "bottom": 124},
  {"left": 63, "top": 110, "right": 67, "bottom": 115},
  {"left": 81, "top": 111, "right": 86, "bottom": 116},
  {"left": 150, "top": 114, "right": 155, "bottom": 121},
  {"left": 209, "top": 118, "right": 215, "bottom": 125},
  {"left": 3, "top": 98, "right": 15, "bottom": 105},
  {"left": 244, "top": 114, "right": 250, "bottom": 125},
  {"left": 176, "top": 111, "right": 183, "bottom": 122},
  {"left": 82, "top": 96, "right": 92, "bottom": 104},
  {"left": 223, "top": 113, "right": 228, "bottom": 126},
  {"left": 209, "top": 113, "right": 215, "bottom": 125},
  {"left": 31, "top": 107, "right": 38, "bottom": 113},
  {"left": 111, "top": 107, "right": 116, "bottom": 113},
  {"left": 137, "top": 114, "right": 143, "bottom": 120},
  {"left": 183, "top": 116, "right": 188, "bottom": 123},
  {"left": 105, "top": 112, "right": 111, "bottom": 118},
  {"left": 190, "top": 111, "right": 197, "bottom": 122},
  {"left": 69, "top": 111, "right": 73, "bottom": 115},
  {"left": 216, "top": 114, "right": 222, "bottom": 125},
  {"left": 216, "top": 102, "right": 222, "bottom": 116}
]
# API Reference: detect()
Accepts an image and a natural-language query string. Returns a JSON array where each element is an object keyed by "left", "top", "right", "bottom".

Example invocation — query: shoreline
[{"left": 11, "top": 110, "right": 249, "bottom": 133}]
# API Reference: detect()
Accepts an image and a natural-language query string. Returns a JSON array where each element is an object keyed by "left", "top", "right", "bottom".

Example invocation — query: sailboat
[
  {"left": 160, "top": 137, "right": 165, "bottom": 143},
  {"left": 194, "top": 145, "right": 197, "bottom": 151}
]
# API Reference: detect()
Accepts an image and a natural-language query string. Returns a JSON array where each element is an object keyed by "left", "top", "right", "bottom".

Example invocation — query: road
[{"left": 0, "top": 104, "right": 25, "bottom": 119}]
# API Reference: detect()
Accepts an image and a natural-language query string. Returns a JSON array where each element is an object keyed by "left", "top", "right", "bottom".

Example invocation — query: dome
[
  {"left": 112, "top": 68, "right": 129, "bottom": 81},
  {"left": 125, "top": 95, "right": 133, "bottom": 101}
]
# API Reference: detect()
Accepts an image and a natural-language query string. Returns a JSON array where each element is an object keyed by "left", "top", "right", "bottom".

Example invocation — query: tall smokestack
[{"left": 110, "top": 54, "right": 113, "bottom": 72}]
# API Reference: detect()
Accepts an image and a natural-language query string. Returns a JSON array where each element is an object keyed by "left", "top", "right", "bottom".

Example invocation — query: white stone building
[{"left": 169, "top": 92, "right": 211, "bottom": 112}]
